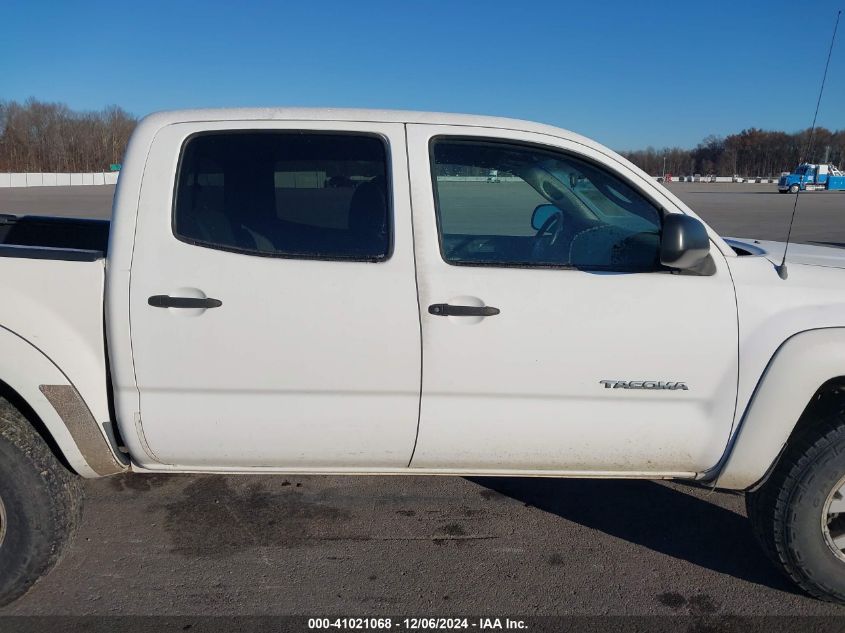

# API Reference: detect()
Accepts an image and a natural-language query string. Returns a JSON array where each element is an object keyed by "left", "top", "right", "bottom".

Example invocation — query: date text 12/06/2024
[{"left": 307, "top": 618, "right": 528, "bottom": 630}]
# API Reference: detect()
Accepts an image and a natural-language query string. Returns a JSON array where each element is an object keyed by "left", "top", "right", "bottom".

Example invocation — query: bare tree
[
  {"left": 621, "top": 127, "right": 844, "bottom": 178},
  {"left": 1, "top": 99, "right": 841, "bottom": 178},
  {"left": 0, "top": 98, "right": 137, "bottom": 172}
]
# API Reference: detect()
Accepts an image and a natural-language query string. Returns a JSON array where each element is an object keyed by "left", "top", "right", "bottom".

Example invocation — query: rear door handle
[
  {"left": 428, "top": 303, "right": 500, "bottom": 317},
  {"left": 148, "top": 295, "right": 222, "bottom": 309}
]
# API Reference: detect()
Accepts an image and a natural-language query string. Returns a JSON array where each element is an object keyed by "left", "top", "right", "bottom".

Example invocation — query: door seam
[{"left": 404, "top": 123, "right": 425, "bottom": 468}]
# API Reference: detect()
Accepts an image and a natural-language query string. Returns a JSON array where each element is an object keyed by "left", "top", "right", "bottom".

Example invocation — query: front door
[
  {"left": 129, "top": 121, "right": 420, "bottom": 468},
  {"left": 407, "top": 125, "right": 738, "bottom": 474}
]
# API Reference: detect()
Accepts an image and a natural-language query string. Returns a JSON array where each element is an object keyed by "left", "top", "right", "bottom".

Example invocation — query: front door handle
[
  {"left": 428, "top": 303, "right": 500, "bottom": 317},
  {"left": 148, "top": 295, "right": 222, "bottom": 309}
]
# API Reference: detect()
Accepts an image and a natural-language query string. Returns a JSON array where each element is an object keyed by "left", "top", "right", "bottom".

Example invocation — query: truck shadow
[{"left": 468, "top": 477, "right": 798, "bottom": 594}]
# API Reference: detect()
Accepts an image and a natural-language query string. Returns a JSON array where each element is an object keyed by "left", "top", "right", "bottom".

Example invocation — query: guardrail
[
  {"left": 0, "top": 172, "right": 780, "bottom": 188},
  {"left": 0, "top": 172, "right": 119, "bottom": 187},
  {"left": 652, "top": 176, "right": 779, "bottom": 183}
]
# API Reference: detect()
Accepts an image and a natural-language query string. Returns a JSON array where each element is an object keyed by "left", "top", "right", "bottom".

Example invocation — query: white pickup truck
[{"left": 3, "top": 108, "right": 845, "bottom": 605}]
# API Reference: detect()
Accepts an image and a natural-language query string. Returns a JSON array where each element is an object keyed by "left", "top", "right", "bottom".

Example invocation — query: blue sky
[{"left": 2, "top": 1, "right": 843, "bottom": 149}]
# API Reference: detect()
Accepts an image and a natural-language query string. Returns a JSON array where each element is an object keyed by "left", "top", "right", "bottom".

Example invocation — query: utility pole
[{"left": 662, "top": 155, "right": 666, "bottom": 180}]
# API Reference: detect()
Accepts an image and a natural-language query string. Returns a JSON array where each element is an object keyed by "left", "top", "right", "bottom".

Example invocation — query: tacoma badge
[{"left": 600, "top": 380, "right": 689, "bottom": 390}]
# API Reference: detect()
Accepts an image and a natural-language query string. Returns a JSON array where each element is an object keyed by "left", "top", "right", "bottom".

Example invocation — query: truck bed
[
  {"left": 0, "top": 214, "right": 110, "bottom": 261},
  {"left": 0, "top": 219, "right": 110, "bottom": 430},
  {"left": 828, "top": 176, "right": 845, "bottom": 190}
]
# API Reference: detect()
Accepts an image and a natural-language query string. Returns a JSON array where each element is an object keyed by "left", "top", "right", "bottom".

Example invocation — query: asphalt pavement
[
  {"left": 0, "top": 185, "right": 116, "bottom": 219},
  {"left": 667, "top": 182, "right": 845, "bottom": 245},
  {"left": 1, "top": 181, "right": 844, "bottom": 242},
  {"left": 3, "top": 474, "right": 844, "bottom": 617}
]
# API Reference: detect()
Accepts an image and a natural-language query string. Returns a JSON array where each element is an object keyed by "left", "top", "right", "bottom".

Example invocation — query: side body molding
[
  {"left": 716, "top": 328, "right": 845, "bottom": 489},
  {"left": 0, "top": 327, "right": 127, "bottom": 477}
]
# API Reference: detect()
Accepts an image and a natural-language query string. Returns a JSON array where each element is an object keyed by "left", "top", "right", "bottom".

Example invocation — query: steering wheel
[{"left": 531, "top": 209, "right": 564, "bottom": 260}]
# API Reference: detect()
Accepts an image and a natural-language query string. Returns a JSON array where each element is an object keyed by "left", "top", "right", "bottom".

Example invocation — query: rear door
[
  {"left": 129, "top": 121, "right": 420, "bottom": 468},
  {"left": 407, "top": 124, "right": 738, "bottom": 475}
]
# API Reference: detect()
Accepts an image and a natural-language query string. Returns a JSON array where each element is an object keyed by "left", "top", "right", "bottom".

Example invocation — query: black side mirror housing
[{"left": 660, "top": 214, "right": 710, "bottom": 270}]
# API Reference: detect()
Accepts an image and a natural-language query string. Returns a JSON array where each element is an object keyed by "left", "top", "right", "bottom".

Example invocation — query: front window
[{"left": 431, "top": 138, "right": 663, "bottom": 271}]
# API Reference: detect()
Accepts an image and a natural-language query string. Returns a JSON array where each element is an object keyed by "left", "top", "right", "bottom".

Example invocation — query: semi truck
[
  {"left": 778, "top": 163, "right": 845, "bottom": 193},
  {"left": 6, "top": 109, "right": 845, "bottom": 605}
]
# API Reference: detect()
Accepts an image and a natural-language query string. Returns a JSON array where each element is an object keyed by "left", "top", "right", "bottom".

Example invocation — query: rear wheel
[
  {"left": 0, "top": 398, "right": 83, "bottom": 606},
  {"left": 746, "top": 415, "right": 845, "bottom": 602}
]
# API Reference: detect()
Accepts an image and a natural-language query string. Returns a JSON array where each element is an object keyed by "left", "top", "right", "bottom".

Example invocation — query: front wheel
[
  {"left": 747, "top": 415, "right": 845, "bottom": 602},
  {"left": 0, "top": 398, "right": 83, "bottom": 606},
  {"left": 789, "top": 184, "right": 801, "bottom": 194}
]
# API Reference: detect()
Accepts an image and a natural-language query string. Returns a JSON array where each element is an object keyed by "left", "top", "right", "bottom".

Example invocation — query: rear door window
[{"left": 174, "top": 132, "right": 391, "bottom": 261}]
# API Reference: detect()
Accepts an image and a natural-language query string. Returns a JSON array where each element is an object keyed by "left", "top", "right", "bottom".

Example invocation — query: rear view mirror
[
  {"left": 660, "top": 214, "right": 710, "bottom": 269},
  {"left": 531, "top": 204, "right": 558, "bottom": 231}
]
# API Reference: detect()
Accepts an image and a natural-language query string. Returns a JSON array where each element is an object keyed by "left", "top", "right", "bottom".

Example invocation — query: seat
[
  {"left": 347, "top": 177, "right": 388, "bottom": 257},
  {"left": 568, "top": 224, "right": 659, "bottom": 269},
  {"left": 568, "top": 225, "right": 633, "bottom": 268},
  {"left": 239, "top": 224, "right": 275, "bottom": 252},
  {"left": 179, "top": 183, "right": 238, "bottom": 247}
]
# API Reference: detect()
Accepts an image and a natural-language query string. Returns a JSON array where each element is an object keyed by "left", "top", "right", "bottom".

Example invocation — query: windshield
[{"left": 537, "top": 160, "right": 658, "bottom": 233}]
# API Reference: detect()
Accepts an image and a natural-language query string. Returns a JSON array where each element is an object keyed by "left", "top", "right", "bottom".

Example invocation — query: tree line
[
  {"left": 1, "top": 98, "right": 843, "bottom": 177},
  {"left": 0, "top": 99, "right": 136, "bottom": 172},
  {"left": 620, "top": 127, "right": 845, "bottom": 178}
]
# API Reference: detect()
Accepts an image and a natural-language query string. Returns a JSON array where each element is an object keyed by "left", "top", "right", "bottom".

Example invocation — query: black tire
[
  {"left": 746, "top": 415, "right": 845, "bottom": 602},
  {"left": 0, "top": 397, "right": 83, "bottom": 606},
  {"left": 789, "top": 184, "right": 800, "bottom": 194}
]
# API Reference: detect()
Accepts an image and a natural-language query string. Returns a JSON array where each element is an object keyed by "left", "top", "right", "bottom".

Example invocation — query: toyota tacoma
[{"left": 3, "top": 109, "right": 845, "bottom": 603}]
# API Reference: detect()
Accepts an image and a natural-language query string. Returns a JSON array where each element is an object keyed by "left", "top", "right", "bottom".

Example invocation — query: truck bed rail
[{"left": 0, "top": 214, "right": 109, "bottom": 261}]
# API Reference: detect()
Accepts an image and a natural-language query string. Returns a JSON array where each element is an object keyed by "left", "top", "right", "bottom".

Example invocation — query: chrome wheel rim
[
  {"left": 823, "top": 473, "right": 845, "bottom": 562},
  {"left": 0, "top": 494, "right": 6, "bottom": 549}
]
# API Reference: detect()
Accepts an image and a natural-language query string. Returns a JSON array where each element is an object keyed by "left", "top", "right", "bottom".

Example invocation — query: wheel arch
[
  {"left": 0, "top": 327, "right": 126, "bottom": 478},
  {"left": 715, "top": 328, "right": 845, "bottom": 490}
]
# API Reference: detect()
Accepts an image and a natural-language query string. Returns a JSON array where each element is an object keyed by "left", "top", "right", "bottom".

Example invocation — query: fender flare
[
  {"left": 715, "top": 328, "right": 845, "bottom": 489},
  {"left": 0, "top": 326, "right": 126, "bottom": 478}
]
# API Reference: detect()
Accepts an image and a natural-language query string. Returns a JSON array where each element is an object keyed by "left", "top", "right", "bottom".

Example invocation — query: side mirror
[
  {"left": 660, "top": 214, "right": 710, "bottom": 269},
  {"left": 531, "top": 204, "right": 558, "bottom": 231}
]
